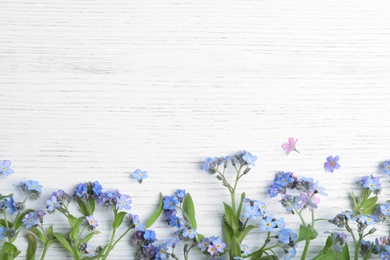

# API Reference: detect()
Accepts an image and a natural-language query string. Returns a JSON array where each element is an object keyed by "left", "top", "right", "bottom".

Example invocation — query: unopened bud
[{"left": 243, "top": 167, "right": 251, "bottom": 175}]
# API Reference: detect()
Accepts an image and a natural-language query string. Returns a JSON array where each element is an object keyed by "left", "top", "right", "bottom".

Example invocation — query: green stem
[
  {"left": 111, "top": 226, "right": 132, "bottom": 248},
  {"left": 301, "top": 240, "right": 311, "bottom": 260},
  {"left": 355, "top": 234, "right": 363, "bottom": 260},
  {"left": 102, "top": 228, "right": 116, "bottom": 260},
  {"left": 295, "top": 210, "right": 306, "bottom": 227},
  {"left": 40, "top": 244, "right": 50, "bottom": 260}
]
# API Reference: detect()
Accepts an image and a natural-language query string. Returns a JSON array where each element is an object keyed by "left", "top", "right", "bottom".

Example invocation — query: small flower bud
[
  {"left": 243, "top": 167, "right": 251, "bottom": 175},
  {"left": 367, "top": 227, "right": 377, "bottom": 235}
]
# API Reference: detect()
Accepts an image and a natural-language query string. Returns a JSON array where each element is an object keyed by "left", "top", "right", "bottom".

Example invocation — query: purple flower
[
  {"left": 86, "top": 216, "right": 99, "bottom": 227},
  {"left": 0, "top": 160, "right": 14, "bottom": 176},
  {"left": 281, "top": 137, "right": 299, "bottom": 155},
  {"left": 85, "top": 243, "right": 95, "bottom": 257},
  {"left": 324, "top": 155, "right": 340, "bottom": 173}
]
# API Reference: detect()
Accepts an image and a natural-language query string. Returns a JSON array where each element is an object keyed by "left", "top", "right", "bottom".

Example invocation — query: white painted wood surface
[{"left": 1, "top": 0, "right": 390, "bottom": 259}]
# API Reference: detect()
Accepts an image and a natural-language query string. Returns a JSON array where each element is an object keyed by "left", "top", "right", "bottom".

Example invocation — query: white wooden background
[{"left": 1, "top": 0, "right": 390, "bottom": 259}]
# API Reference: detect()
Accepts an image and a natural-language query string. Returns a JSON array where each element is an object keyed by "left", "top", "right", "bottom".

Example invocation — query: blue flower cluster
[
  {"left": 202, "top": 150, "right": 257, "bottom": 174},
  {"left": 268, "top": 172, "right": 327, "bottom": 213},
  {"left": 198, "top": 236, "right": 226, "bottom": 258}
]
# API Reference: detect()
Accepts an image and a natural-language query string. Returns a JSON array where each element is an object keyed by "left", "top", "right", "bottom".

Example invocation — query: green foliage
[{"left": 146, "top": 193, "right": 164, "bottom": 228}]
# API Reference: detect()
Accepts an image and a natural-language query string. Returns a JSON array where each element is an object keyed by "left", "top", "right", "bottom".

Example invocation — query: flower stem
[
  {"left": 301, "top": 240, "right": 311, "bottom": 260},
  {"left": 40, "top": 244, "right": 50, "bottom": 260}
]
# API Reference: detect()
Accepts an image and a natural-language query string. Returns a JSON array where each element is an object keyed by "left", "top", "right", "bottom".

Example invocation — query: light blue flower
[
  {"left": 382, "top": 160, "right": 390, "bottom": 175},
  {"left": 242, "top": 152, "right": 257, "bottom": 166},
  {"left": 182, "top": 228, "right": 197, "bottom": 239},
  {"left": 26, "top": 180, "right": 43, "bottom": 194},
  {"left": 163, "top": 196, "right": 178, "bottom": 211},
  {"left": 240, "top": 244, "right": 251, "bottom": 256},
  {"left": 117, "top": 194, "right": 132, "bottom": 211},
  {"left": 46, "top": 196, "right": 60, "bottom": 212},
  {"left": 5, "top": 196, "right": 16, "bottom": 215},
  {"left": 132, "top": 169, "right": 148, "bottom": 183},
  {"left": 278, "top": 228, "right": 293, "bottom": 244},
  {"left": 0, "top": 160, "right": 14, "bottom": 176},
  {"left": 0, "top": 227, "right": 6, "bottom": 238},
  {"left": 23, "top": 212, "right": 38, "bottom": 229},
  {"left": 260, "top": 216, "right": 276, "bottom": 232}
]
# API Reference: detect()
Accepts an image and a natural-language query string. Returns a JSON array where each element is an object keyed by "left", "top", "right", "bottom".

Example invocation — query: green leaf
[
  {"left": 362, "top": 189, "right": 371, "bottom": 201},
  {"left": 67, "top": 214, "right": 78, "bottom": 228},
  {"left": 14, "top": 209, "right": 35, "bottom": 230},
  {"left": 47, "top": 225, "right": 54, "bottom": 240},
  {"left": 361, "top": 203, "right": 379, "bottom": 215},
  {"left": 340, "top": 243, "right": 350, "bottom": 260},
  {"left": 236, "top": 192, "right": 246, "bottom": 220},
  {"left": 54, "top": 233, "right": 75, "bottom": 256},
  {"left": 196, "top": 233, "right": 204, "bottom": 243},
  {"left": 296, "top": 225, "right": 318, "bottom": 243},
  {"left": 238, "top": 225, "right": 256, "bottom": 242},
  {"left": 223, "top": 202, "right": 238, "bottom": 234},
  {"left": 146, "top": 193, "right": 164, "bottom": 228},
  {"left": 29, "top": 227, "right": 46, "bottom": 244},
  {"left": 0, "top": 219, "right": 13, "bottom": 228},
  {"left": 0, "top": 194, "right": 13, "bottom": 200},
  {"left": 260, "top": 256, "right": 279, "bottom": 260},
  {"left": 112, "top": 212, "right": 127, "bottom": 229},
  {"left": 360, "top": 196, "right": 378, "bottom": 209},
  {"left": 46, "top": 239, "right": 57, "bottom": 248},
  {"left": 76, "top": 198, "right": 90, "bottom": 216},
  {"left": 228, "top": 237, "right": 241, "bottom": 259},
  {"left": 183, "top": 193, "right": 197, "bottom": 229},
  {"left": 0, "top": 242, "right": 21, "bottom": 259},
  {"left": 223, "top": 221, "right": 233, "bottom": 246},
  {"left": 89, "top": 199, "right": 96, "bottom": 214},
  {"left": 69, "top": 217, "right": 84, "bottom": 241},
  {"left": 351, "top": 191, "right": 359, "bottom": 212},
  {"left": 80, "top": 231, "right": 101, "bottom": 244},
  {"left": 312, "top": 236, "right": 336, "bottom": 260},
  {"left": 26, "top": 233, "right": 38, "bottom": 260}
]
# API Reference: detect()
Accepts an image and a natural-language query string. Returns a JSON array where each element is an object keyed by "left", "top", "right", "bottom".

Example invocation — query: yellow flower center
[
  {"left": 330, "top": 161, "right": 335, "bottom": 166},
  {"left": 387, "top": 165, "right": 390, "bottom": 170},
  {"left": 266, "top": 222, "right": 270, "bottom": 227},
  {"left": 2, "top": 166, "right": 6, "bottom": 170}
]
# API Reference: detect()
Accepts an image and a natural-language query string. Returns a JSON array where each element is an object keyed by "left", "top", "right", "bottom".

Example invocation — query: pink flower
[{"left": 281, "top": 137, "right": 299, "bottom": 155}]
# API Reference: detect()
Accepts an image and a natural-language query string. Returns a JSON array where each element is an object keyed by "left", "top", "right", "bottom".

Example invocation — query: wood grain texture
[{"left": 1, "top": 0, "right": 390, "bottom": 259}]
